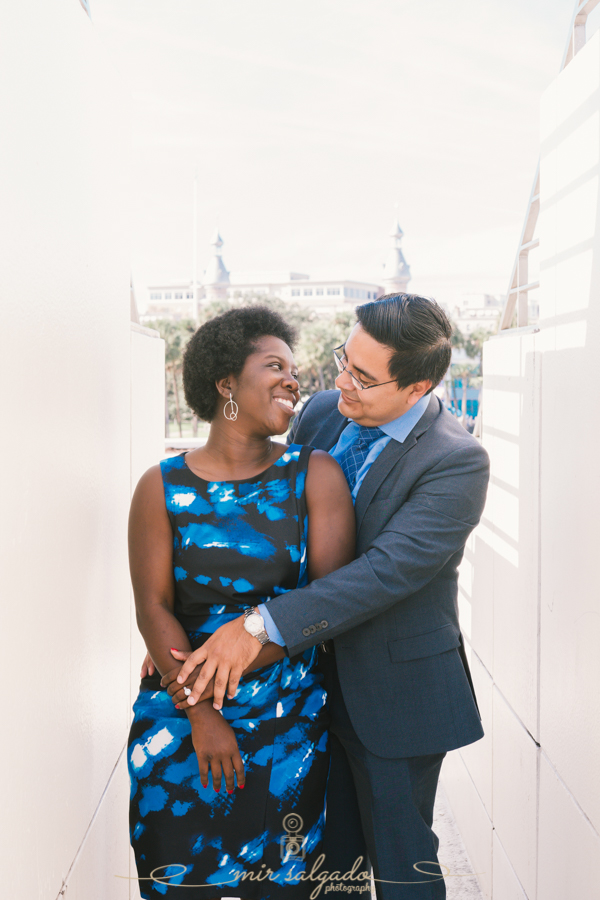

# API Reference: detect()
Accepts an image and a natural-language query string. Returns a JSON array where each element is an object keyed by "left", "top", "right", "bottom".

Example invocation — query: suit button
[
  {"left": 320, "top": 620, "right": 328, "bottom": 628},
  {"left": 309, "top": 624, "right": 316, "bottom": 634},
  {"left": 315, "top": 623, "right": 321, "bottom": 631},
  {"left": 302, "top": 627, "right": 311, "bottom": 637}
]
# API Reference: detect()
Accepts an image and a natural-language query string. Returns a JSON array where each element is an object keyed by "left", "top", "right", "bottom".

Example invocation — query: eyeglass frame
[{"left": 332, "top": 344, "right": 398, "bottom": 391}]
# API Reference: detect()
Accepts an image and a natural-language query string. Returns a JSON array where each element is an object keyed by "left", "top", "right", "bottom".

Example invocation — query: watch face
[{"left": 245, "top": 614, "right": 264, "bottom": 636}]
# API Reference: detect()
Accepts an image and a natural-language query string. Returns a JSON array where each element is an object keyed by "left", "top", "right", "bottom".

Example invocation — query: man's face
[{"left": 335, "top": 323, "right": 431, "bottom": 426}]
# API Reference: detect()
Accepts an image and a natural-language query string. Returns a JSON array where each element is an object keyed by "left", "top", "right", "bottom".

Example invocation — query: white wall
[
  {"left": 0, "top": 4, "right": 164, "bottom": 898},
  {"left": 442, "top": 31, "right": 600, "bottom": 900}
]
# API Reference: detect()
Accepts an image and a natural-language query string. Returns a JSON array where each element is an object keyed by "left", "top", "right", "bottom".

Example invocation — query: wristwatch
[{"left": 243, "top": 607, "right": 271, "bottom": 645}]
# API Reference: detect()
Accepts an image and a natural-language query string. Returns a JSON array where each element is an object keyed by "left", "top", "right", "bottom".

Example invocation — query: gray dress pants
[{"left": 319, "top": 649, "right": 446, "bottom": 900}]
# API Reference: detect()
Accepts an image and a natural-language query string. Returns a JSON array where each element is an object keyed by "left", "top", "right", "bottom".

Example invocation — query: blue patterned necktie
[{"left": 338, "top": 426, "right": 385, "bottom": 491}]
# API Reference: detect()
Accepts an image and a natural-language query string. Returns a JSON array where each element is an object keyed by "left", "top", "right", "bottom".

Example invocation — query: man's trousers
[{"left": 319, "top": 649, "right": 447, "bottom": 900}]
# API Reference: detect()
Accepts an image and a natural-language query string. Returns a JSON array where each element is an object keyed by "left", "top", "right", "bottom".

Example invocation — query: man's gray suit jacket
[{"left": 266, "top": 389, "right": 490, "bottom": 759}]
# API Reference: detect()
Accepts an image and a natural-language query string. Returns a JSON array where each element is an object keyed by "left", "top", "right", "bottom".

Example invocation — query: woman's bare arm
[
  {"left": 305, "top": 450, "right": 356, "bottom": 581},
  {"left": 129, "top": 465, "right": 245, "bottom": 791},
  {"left": 128, "top": 465, "right": 196, "bottom": 678}
]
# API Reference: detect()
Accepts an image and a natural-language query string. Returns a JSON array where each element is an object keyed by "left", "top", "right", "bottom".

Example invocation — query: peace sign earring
[{"left": 223, "top": 392, "right": 238, "bottom": 421}]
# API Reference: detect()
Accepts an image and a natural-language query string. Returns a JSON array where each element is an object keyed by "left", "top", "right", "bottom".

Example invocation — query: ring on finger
[{"left": 183, "top": 687, "right": 192, "bottom": 696}]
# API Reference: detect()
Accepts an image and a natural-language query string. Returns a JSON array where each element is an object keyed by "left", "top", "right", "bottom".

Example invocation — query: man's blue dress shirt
[{"left": 257, "top": 393, "right": 431, "bottom": 646}]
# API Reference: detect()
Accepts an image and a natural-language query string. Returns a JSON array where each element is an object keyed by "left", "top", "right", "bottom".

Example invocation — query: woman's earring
[{"left": 223, "top": 392, "right": 238, "bottom": 421}]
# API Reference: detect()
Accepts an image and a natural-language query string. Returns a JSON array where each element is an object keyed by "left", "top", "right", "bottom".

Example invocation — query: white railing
[
  {"left": 472, "top": 0, "right": 600, "bottom": 439},
  {"left": 498, "top": 0, "right": 600, "bottom": 333}
]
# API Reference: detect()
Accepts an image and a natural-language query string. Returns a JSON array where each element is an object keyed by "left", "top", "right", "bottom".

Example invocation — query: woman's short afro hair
[{"left": 183, "top": 305, "right": 297, "bottom": 422}]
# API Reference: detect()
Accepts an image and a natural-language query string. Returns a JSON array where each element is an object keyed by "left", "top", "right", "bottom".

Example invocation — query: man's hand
[
  {"left": 175, "top": 615, "right": 262, "bottom": 710},
  {"left": 161, "top": 649, "right": 214, "bottom": 709}
]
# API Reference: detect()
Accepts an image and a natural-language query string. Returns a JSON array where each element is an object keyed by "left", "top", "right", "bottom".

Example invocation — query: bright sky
[{"left": 92, "top": 0, "right": 581, "bottom": 307}]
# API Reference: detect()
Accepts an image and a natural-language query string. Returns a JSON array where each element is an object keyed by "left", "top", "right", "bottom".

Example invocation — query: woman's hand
[
  {"left": 160, "top": 648, "right": 213, "bottom": 708},
  {"left": 188, "top": 703, "right": 245, "bottom": 793},
  {"left": 171, "top": 624, "right": 287, "bottom": 710},
  {"left": 174, "top": 617, "right": 263, "bottom": 709},
  {"left": 140, "top": 652, "right": 156, "bottom": 679}
]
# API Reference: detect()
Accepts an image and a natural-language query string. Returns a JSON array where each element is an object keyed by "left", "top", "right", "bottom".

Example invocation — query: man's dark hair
[
  {"left": 183, "top": 306, "right": 297, "bottom": 421},
  {"left": 355, "top": 293, "right": 452, "bottom": 393}
]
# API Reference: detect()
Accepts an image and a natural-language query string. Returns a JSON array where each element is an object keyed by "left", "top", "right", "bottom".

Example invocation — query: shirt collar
[{"left": 378, "top": 392, "right": 431, "bottom": 443}]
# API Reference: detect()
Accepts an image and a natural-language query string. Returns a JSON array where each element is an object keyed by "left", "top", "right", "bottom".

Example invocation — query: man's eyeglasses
[{"left": 332, "top": 344, "right": 397, "bottom": 391}]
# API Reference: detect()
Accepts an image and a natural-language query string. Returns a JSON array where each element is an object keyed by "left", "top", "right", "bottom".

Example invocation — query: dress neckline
[{"left": 180, "top": 444, "right": 300, "bottom": 485}]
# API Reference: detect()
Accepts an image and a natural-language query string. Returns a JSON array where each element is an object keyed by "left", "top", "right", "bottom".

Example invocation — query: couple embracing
[{"left": 128, "top": 293, "right": 489, "bottom": 900}]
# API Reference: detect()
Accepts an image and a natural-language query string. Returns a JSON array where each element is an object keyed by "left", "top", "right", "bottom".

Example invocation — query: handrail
[
  {"left": 498, "top": 167, "right": 540, "bottom": 330},
  {"left": 475, "top": 0, "right": 600, "bottom": 440},
  {"left": 497, "top": 0, "right": 600, "bottom": 334}
]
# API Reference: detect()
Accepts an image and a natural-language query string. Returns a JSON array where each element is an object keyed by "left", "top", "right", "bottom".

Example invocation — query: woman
[{"left": 127, "top": 306, "right": 355, "bottom": 900}]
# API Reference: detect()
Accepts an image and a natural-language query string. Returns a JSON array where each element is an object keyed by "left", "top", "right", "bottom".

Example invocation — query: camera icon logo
[{"left": 280, "top": 813, "right": 305, "bottom": 861}]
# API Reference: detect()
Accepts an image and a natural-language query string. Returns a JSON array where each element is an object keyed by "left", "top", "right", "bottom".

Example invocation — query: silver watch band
[{"left": 243, "top": 607, "right": 271, "bottom": 645}]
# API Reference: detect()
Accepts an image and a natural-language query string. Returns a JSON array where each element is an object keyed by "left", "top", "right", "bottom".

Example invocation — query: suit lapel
[{"left": 354, "top": 393, "right": 441, "bottom": 533}]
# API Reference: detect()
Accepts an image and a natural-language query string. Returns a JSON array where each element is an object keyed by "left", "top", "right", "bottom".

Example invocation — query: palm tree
[
  {"left": 147, "top": 318, "right": 195, "bottom": 437},
  {"left": 295, "top": 311, "right": 355, "bottom": 397}
]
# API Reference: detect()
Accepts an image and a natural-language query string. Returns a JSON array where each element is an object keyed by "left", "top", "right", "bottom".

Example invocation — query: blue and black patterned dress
[{"left": 127, "top": 445, "right": 330, "bottom": 900}]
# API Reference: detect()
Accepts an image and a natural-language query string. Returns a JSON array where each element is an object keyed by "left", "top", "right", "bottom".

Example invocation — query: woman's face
[{"left": 227, "top": 335, "right": 300, "bottom": 436}]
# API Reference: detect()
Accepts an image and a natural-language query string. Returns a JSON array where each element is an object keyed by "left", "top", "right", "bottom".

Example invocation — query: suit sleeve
[
  {"left": 265, "top": 442, "right": 490, "bottom": 656},
  {"left": 286, "top": 393, "right": 317, "bottom": 446}
]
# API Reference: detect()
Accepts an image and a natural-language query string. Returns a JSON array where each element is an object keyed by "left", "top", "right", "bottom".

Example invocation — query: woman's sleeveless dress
[{"left": 127, "top": 445, "right": 330, "bottom": 900}]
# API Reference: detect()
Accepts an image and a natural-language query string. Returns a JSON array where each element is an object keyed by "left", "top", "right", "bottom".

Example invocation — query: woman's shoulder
[
  {"left": 131, "top": 462, "right": 163, "bottom": 503},
  {"left": 303, "top": 448, "right": 353, "bottom": 515},
  {"left": 283, "top": 443, "right": 342, "bottom": 470},
  {"left": 133, "top": 454, "right": 186, "bottom": 499},
  {"left": 303, "top": 448, "right": 347, "bottom": 497}
]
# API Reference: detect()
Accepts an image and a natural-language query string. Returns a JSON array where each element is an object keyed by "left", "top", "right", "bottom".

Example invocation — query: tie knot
[{"left": 355, "top": 426, "right": 384, "bottom": 446}]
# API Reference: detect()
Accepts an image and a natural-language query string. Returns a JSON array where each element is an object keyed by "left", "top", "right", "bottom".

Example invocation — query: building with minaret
[
  {"left": 382, "top": 214, "right": 411, "bottom": 295},
  {"left": 202, "top": 228, "right": 230, "bottom": 302},
  {"left": 143, "top": 218, "right": 412, "bottom": 320}
]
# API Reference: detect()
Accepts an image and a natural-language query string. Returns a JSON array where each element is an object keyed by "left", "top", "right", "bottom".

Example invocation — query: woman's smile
[{"left": 273, "top": 394, "right": 297, "bottom": 414}]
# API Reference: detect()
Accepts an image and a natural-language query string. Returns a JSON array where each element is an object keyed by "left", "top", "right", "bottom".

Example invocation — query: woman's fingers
[
  {"left": 166, "top": 665, "right": 203, "bottom": 697},
  {"left": 232, "top": 751, "right": 245, "bottom": 789},
  {"left": 170, "top": 688, "right": 190, "bottom": 707},
  {"left": 222, "top": 758, "right": 236, "bottom": 794},
  {"left": 197, "top": 755, "right": 209, "bottom": 790},
  {"left": 210, "top": 757, "right": 222, "bottom": 793},
  {"left": 140, "top": 653, "right": 155, "bottom": 678},
  {"left": 161, "top": 664, "right": 185, "bottom": 689},
  {"left": 170, "top": 648, "right": 191, "bottom": 661}
]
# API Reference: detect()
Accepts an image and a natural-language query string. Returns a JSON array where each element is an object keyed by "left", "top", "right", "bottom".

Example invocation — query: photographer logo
[{"left": 280, "top": 813, "right": 306, "bottom": 861}]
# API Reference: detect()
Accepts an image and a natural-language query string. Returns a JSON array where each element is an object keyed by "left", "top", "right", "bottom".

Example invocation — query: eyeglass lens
[{"left": 334, "top": 350, "right": 365, "bottom": 390}]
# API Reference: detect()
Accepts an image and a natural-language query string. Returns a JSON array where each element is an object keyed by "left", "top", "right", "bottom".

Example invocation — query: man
[{"left": 167, "top": 293, "right": 490, "bottom": 899}]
